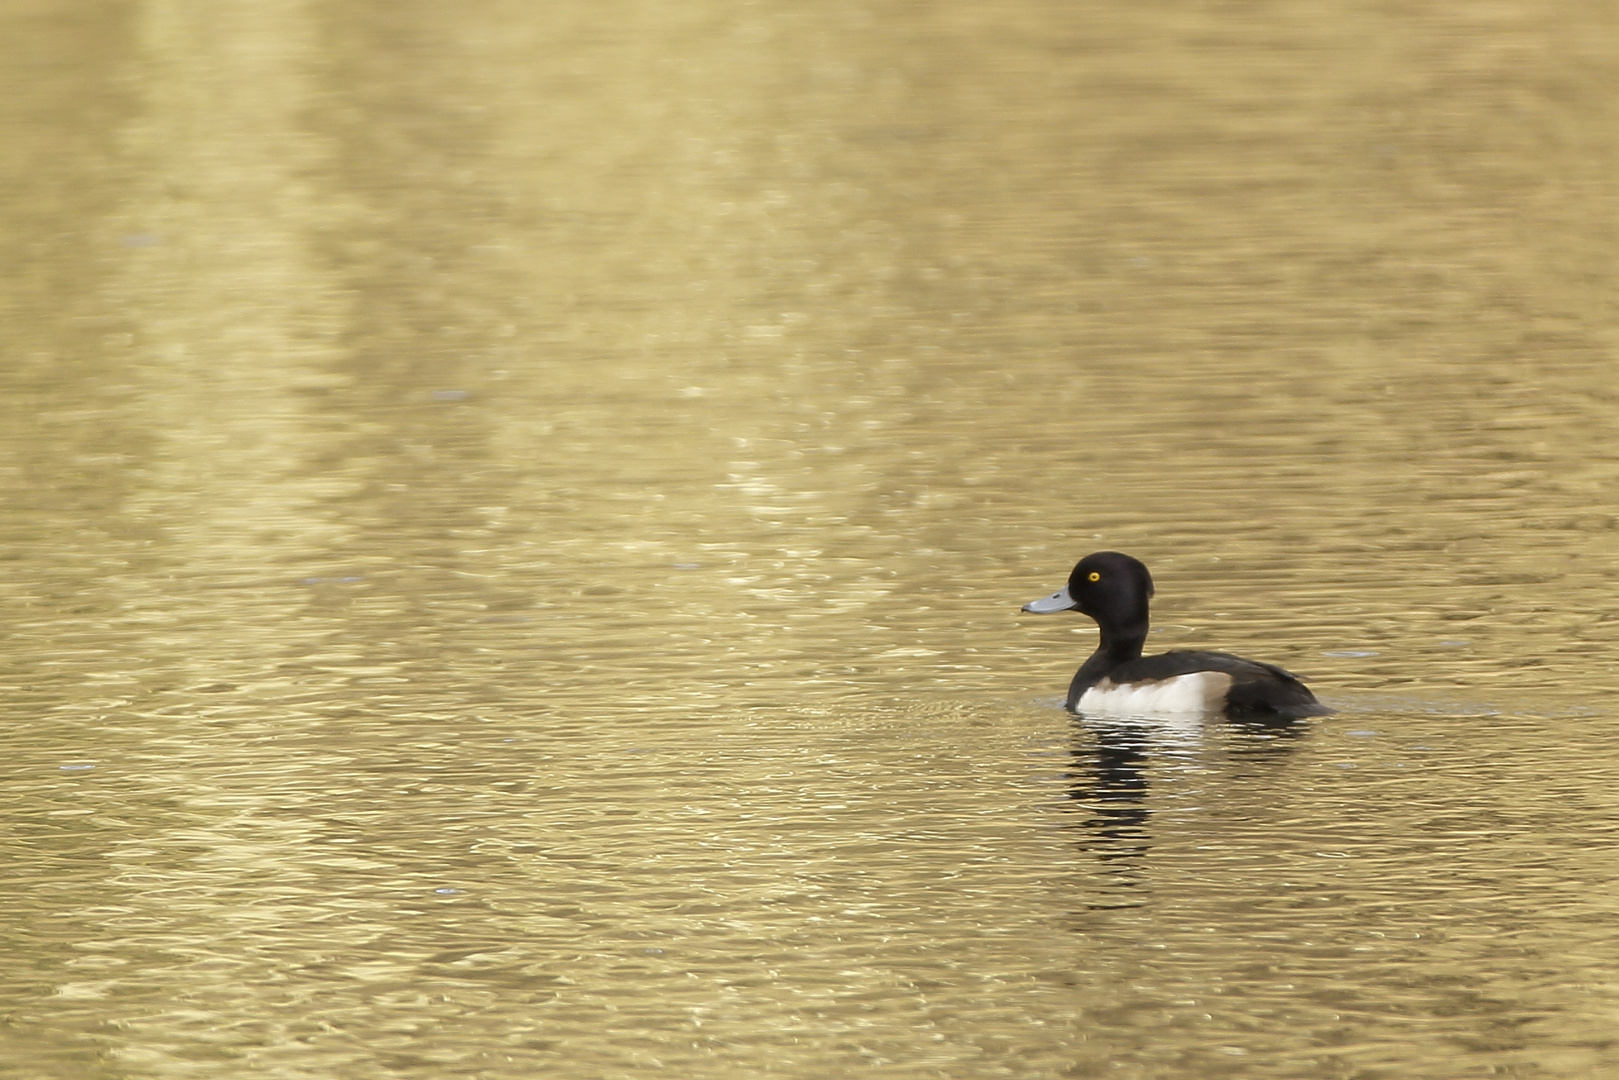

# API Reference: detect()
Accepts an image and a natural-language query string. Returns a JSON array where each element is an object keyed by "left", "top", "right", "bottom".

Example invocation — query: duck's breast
[{"left": 1076, "top": 670, "right": 1235, "bottom": 717}]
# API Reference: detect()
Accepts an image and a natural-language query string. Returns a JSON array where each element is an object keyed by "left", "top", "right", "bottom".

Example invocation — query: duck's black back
[{"left": 1107, "top": 650, "right": 1331, "bottom": 718}]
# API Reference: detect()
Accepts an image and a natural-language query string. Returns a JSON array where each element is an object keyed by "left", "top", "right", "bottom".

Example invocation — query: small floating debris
[
  {"left": 431, "top": 389, "right": 469, "bottom": 402},
  {"left": 60, "top": 763, "right": 96, "bottom": 772},
  {"left": 1323, "top": 650, "right": 1380, "bottom": 658}
]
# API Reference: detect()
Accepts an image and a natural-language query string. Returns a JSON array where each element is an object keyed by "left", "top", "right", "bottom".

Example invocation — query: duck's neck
[
  {"left": 1098, "top": 629, "right": 1146, "bottom": 665},
  {"left": 1066, "top": 628, "right": 1148, "bottom": 712}
]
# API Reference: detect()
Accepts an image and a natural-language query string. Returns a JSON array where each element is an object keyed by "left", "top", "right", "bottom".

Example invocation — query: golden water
[{"left": 3, "top": 1, "right": 1619, "bottom": 1076}]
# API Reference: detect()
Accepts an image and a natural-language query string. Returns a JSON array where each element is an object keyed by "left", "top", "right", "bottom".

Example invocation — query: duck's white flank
[{"left": 1076, "top": 671, "right": 1235, "bottom": 718}]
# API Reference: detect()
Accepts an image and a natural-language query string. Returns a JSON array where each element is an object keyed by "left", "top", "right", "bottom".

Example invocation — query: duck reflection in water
[
  {"left": 1065, "top": 721, "right": 1154, "bottom": 907},
  {"left": 1062, "top": 715, "right": 1306, "bottom": 910}
]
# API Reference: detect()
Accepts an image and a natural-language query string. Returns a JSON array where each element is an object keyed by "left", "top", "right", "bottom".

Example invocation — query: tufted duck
[{"left": 1022, "top": 551, "right": 1330, "bottom": 718}]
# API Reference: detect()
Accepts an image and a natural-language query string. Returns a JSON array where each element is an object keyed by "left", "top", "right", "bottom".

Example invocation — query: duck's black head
[{"left": 1022, "top": 551, "right": 1154, "bottom": 640}]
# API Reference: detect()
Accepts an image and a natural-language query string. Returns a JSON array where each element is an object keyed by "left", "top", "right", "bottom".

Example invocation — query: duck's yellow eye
[{"left": 1087, "top": 571, "right": 1101, "bottom": 582}]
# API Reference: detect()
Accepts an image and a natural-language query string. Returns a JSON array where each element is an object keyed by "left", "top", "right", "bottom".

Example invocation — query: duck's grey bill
[{"left": 1022, "top": 586, "right": 1076, "bottom": 614}]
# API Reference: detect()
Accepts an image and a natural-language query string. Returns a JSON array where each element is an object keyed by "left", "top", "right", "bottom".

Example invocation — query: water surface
[{"left": 3, "top": 1, "right": 1619, "bottom": 1076}]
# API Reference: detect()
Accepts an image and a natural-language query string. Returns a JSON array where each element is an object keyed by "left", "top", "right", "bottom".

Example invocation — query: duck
[{"left": 1022, "top": 551, "right": 1330, "bottom": 718}]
